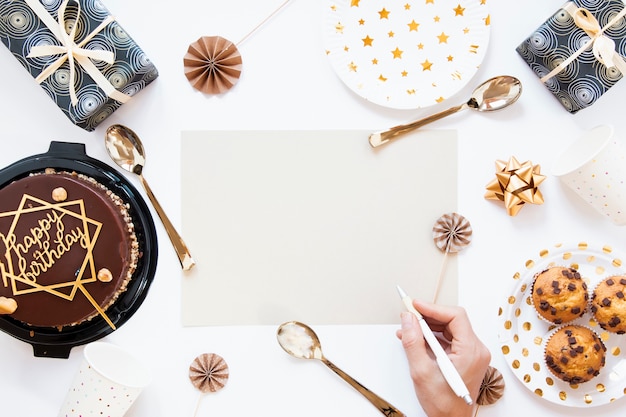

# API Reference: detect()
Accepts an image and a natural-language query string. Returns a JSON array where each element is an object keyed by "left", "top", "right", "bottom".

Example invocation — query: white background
[{"left": 1, "top": 0, "right": 626, "bottom": 416}]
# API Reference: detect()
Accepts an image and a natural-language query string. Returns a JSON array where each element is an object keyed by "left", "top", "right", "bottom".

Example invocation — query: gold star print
[
  {"left": 485, "top": 14, "right": 491, "bottom": 25},
  {"left": 378, "top": 74, "right": 388, "bottom": 81},
  {"left": 447, "top": 55, "right": 454, "bottom": 61},
  {"left": 437, "top": 32, "right": 449, "bottom": 43},
  {"left": 331, "top": 5, "right": 336, "bottom": 11},
  {"left": 344, "top": 45, "right": 349, "bottom": 52},
  {"left": 463, "top": 27, "right": 470, "bottom": 34},
  {"left": 417, "top": 43, "right": 424, "bottom": 49},
  {"left": 372, "top": 58, "right": 378, "bottom": 64},
  {"left": 362, "top": 35, "right": 374, "bottom": 46},
  {"left": 421, "top": 59, "right": 433, "bottom": 70},
  {"left": 436, "top": 96, "right": 445, "bottom": 103},
  {"left": 481, "top": 0, "right": 486, "bottom": 4},
  {"left": 351, "top": 0, "right": 360, "bottom": 6},
  {"left": 388, "top": 31, "right": 395, "bottom": 37},
  {"left": 359, "top": 19, "right": 365, "bottom": 25},
  {"left": 407, "top": 89, "right": 416, "bottom": 94},
  {"left": 335, "top": 22, "right": 344, "bottom": 33},
  {"left": 405, "top": 3, "right": 411, "bottom": 10},
  {"left": 454, "top": 4, "right": 465, "bottom": 15},
  {"left": 408, "top": 20, "right": 419, "bottom": 31},
  {"left": 425, "top": 0, "right": 434, "bottom": 3},
  {"left": 434, "top": 15, "right": 440, "bottom": 22},
  {"left": 401, "top": 70, "right": 408, "bottom": 77},
  {"left": 391, "top": 47, "right": 403, "bottom": 58},
  {"left": 378, "top": 8, "right": 390, "bottom": 19},
  {"left": 348, "top": 62, "right": 357, "bottom": 72}
]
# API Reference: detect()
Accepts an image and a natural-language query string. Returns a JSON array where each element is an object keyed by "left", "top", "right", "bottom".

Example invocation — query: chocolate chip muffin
[
  {"left": 544, "top": 325, "right": 606, "bottom": 384},
  {"left": 531, "top": 266, "right": 588, "bottom": 324},
  {"left": 591, "top": 276, "right": 626, "bottom": 334}
]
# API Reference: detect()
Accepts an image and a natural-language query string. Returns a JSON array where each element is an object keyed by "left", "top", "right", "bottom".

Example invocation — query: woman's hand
[{"left": 396, "top": 301, "right": 491, "bottom": 417}]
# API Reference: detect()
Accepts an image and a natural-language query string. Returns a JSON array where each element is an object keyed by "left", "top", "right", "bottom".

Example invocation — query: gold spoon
[
  {"left": 369, "top": 75, "right": 522, "bottom": 148},
  {"left": 105, "top": 124, "right": 195, "bottom": 271},
  {"left": 277, "top": 321, "right": 406, "bottom": 417}
]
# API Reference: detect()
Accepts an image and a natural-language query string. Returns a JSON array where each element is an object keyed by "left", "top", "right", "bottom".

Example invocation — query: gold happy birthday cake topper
[{"left": 0, "top": 193, "right": 115, "bottom": 329}]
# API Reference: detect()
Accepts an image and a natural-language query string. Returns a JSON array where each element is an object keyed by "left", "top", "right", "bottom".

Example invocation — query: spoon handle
[
  {"left": 139, "top": 175, "right": 196, "bottom": 271},
  {"left": 322, "top": 357, "right": 406, "bottom": 417},
  {"left": 369, "top": 103, "right": 467, "bottom": 148}
]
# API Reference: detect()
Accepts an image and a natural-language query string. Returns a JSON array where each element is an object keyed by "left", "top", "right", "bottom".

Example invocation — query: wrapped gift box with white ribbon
[
  {"left": 516, "top": 0, "right": 626, "bottom": 114},
  {"left": 0, "top": 0, "right": 158, "bottom": 131}
]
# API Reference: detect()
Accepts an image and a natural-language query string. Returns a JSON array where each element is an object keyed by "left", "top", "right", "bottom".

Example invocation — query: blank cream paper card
[{"left": 181, "top": 130, "right": 457, "bottom": 325}]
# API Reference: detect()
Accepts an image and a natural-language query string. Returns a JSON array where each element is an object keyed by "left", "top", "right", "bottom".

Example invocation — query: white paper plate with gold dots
[
  {"left": 498, "top": 242, "right": 626, "bottom": 407},
  {"left": 323, "top": 0, "right": 491, "bottom": 109}
]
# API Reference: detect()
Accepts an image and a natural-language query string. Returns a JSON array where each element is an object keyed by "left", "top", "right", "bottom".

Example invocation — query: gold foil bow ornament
[{"left": 484, "top": 156, "right": 545, "bottom": 216}]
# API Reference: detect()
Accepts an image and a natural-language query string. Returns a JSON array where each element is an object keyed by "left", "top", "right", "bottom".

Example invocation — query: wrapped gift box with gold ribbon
[
  {"left": 516, "top": 0, "right": 626, "bottom": 113},
  {"left": 0, "top": 0, "right": 158, "bottom": 131}
]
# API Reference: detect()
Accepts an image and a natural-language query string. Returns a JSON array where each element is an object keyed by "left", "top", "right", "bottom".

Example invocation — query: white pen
[{"left": 396, "top": 285, "right": 473, "bottom": 406}]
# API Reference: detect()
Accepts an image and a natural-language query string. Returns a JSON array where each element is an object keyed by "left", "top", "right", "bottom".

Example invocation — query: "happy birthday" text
[{"left": 0, "top": 210, "right": 89, "bottom": 283}]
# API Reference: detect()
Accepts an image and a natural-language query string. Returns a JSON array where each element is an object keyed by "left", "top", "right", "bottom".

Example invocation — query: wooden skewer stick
[
  {"left": 431, "top": 212, "right": 472, "bottom": 304},
  {"left": 78, "top": 284, "right": 116, "bottom": 330},
  {"left": 236, "top": 0, "right": 293, "bottom": 46},
  {"left": 432, "top": 240, "right": 451, "bottom": 304}
]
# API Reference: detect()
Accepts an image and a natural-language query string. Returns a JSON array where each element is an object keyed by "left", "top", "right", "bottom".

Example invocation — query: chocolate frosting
[{"left": 0, "top": 171, "right": 137, "bottom": 328}]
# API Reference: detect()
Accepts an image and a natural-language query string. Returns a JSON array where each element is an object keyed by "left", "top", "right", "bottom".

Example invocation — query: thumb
[{"left": 400, "top": 312, "right": 431, "bottom": 362}]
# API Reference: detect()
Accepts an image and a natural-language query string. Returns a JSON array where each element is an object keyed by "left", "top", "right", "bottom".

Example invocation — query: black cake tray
[{"left": 0, "top": 141, "right": 158, "bottom": 358}]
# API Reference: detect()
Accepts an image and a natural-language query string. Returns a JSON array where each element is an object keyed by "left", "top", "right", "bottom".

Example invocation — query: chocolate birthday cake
[{"left": 0, "top": 169, "right": 139, "bottom": 329}]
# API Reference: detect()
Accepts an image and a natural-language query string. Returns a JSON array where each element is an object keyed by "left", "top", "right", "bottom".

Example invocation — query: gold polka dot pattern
[{"left": 498, "top": 242, "right": 626, "bottom": 407}]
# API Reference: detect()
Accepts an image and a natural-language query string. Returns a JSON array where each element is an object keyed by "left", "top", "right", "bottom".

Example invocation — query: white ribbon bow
[
  {"left": 540, "top": 3, "right": 626, "bottom": 83},
  {"left": 25, "top": 0, "right": 129, "bottom": 105}
]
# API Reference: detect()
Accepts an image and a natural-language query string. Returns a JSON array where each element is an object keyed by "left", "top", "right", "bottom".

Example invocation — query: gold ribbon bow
[
  {"left": 25, "top": 0, "right": 130, "bottom": 106},
  {"left": 540, "top": 3, "right": 626, "bottom": 83},
  {"left": 484, "top": 156, "right": 545, "bottom": 217}
]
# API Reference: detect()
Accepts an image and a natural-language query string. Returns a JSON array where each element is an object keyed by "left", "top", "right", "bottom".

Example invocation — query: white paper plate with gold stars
[
  {"left": 498, "top": 242, "right": 626, "bottom": 407},
  {"left": 323, "top": 0, "right": 491, "bottom": 109}
]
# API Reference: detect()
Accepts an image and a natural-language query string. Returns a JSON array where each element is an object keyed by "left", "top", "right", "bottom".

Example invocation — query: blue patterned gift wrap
[
  {"left": 516, "top": 0, "right": 626, "bottom": 114},
  {"left": 0, "top": 0, "right": 158, "bottom": 131}
]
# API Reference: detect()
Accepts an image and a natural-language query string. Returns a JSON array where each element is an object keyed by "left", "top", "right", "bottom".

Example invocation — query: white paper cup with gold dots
[
  {"left": 58, "top": 342, "right": 151, "bottom": 417},
  {"left": 552, "top": 125, "right": 626, "bottom": 225}
]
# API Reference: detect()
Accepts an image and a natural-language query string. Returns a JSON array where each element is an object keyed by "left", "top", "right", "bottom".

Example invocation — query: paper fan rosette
[
  {"left": 184, "top": 36, "right": 243, "bottom": 94},
  {"left": 477, "top": 366, "right": 505, "bottom": 406},
  {"left": 432, "top": 212, "right": 472, "bottom": 253},
  {"left": 473, "top": 366, "right": 505, "bottom": 416},
  {"left": 189, "top": 353, "right": 229, "bottom": 417},
  {"left": 189, "top": 353, "right": 229, "bottom": 393},
  {"left": 431, "top": 212, "right": 472, "bottom": 303}
]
